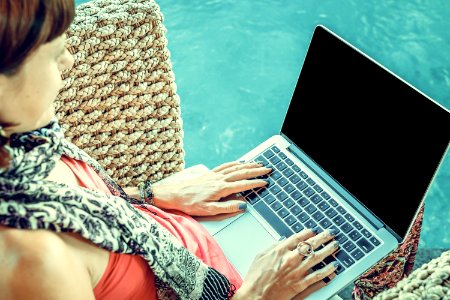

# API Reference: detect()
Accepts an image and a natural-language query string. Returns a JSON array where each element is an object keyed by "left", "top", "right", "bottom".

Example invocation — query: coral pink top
[{"left": 60, "top": 155, "right": 243, "bottom": 299}]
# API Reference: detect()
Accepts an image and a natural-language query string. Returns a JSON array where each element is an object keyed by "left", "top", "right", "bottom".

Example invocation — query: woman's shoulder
[{"left": 0, "top": 226, "right": 95, "bottom": 299}]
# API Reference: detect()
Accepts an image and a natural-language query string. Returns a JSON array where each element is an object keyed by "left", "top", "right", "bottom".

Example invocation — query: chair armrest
[
  {"left": 373, "top": 249, "right": 450, "bottom": 299},
  {"left": 55, "top": 0, "right": 185, "bottom": 187}
]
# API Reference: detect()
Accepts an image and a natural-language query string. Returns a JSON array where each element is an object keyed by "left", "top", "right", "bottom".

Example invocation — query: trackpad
[{"left": 213, "top": 212, "right": 277, "bottom": 277}]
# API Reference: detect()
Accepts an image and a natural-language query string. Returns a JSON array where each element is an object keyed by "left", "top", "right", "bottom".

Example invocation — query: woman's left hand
[{"left": 152, "top": 161, "right": 271, "bottom": 216}]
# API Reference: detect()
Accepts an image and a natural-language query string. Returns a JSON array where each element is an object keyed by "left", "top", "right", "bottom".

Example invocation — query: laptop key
[
  {"left": 289, "top": 174, "right": 301, "bottom": 184},
  {"left": 283, "top": 198, "right": 295, "bottom": 209},
  {"left": 325, "top": 207, "right": 338, "bottom": 218},
  {"left": 269, "top": 185, "right": 282, "bottom": 195},
  {"left": 353, "top": 221, "right": 363, "bottom": 230},
  {"left": 271, "top": 170, "right": 282, "bottom": 180},
  {"left": 285, "top": 215, "right": 297, "bottom": 226},
  {"left": 272, "top": 146, "right": 280, "bottom": 153},
  {"left": 348, "top": 230, "right": 362, "bottom": 242},
  {"left": 291, "top": 190, "right": 302, "bottom": 200},
  {"left": 289, "top": 204, "right": 302, "bottom": 216},
  {"left": 297, "top": 212, "right": 309, "bottom": 223},
  {"left": 282, "top": 168, "right": 294, "bottom": 178},
  {"left": 269, "top": 155, "right": 281, "bottom": 165},
  {"left": 351, "top": 248, "right": 365, "bottom": 261},
  {"left": 277, "top": 177, "right": 289, "bottom": 187},
  {"left": 284, "top": 183, "right": 296, "bottom": 194},
  {"left": 344, "top": 213, "right": 355, "bottom": 222},
  {"left": 313, "top": 185, "right": 323, "bottom": 193},
  {"left": 303, "top": 187, "right": 316, "bottom": 197},
  {"left": 321, "top": 191, "right": 331, "bottom": 199},
  {"left": 356, "top": 238, "right": 375, "bottom": 253},
  {"left": 305, "top": 204, "right": 317, "bottom": 214},
  {"left": 318, "top": 201, "right": 330, "bottom": 211},
  {"left": 263, "top": 194, "right": 276, "bottom": 205},
  {"left": 253, "top": 201, "right": 293, "bottom": 238},
  {"left": 291, "top": 222, "right": 304, "bottom": 233},
  {"left": 276, "top": 161, "right": 288, "bottom": 171},
  {"left": 296, "top": 180, "right": 308, "bottom": 191},
  {"left": 333, "top": 215, "right": 346, "bottom": 226},
  {"left": 292, "top": 165, "right": 301, "bottom": 172},
  {"left": 335, "top": 250, "right": 355, "bottom": 268},
  {"left": 328, "top": 198, "right": 339, "bottom": 207},
  {"left": 255, "top": 155, "right": 269, "bottom": 166},
  {"left": 276, "top": 191, "right": 288, "bottom": 201},
  {"left": 299, "top": 171, "right": 308, "bottom": 179},
  {"left": 310, "top": 194, "right": 323, "bottom": 204},
  {"left": 270, "top": 201, "right": 283, "bottom": 211},
  {"left": 361, "top": 229, "right": 372, "bottom": 239},
  {"left": 304, "top": 219, "right": 317, "bottom": 229},
  {"left": 285, "top": 158, "right": 294, "bottom": 166},
  {"left": 370, "top": 236, "right": 381, "bottom": 246},
  {"left": 306, "top": 178, "right": 316, "bottom": 186},
  {"left": 277, "top": 208, "right": 290, "bottom": 219},
  {"left": 319, "top": 218, "right": 332, "bottom": 229},
  {"left": 263, "top": 149, "right": 275, "bottom": 158},
  {"left": 298, "top": 196, "right": 310, "bottom": 207},
  {"left": 312, "top": 211, "right": 325, "bottom": 222},
  {"left": 336, "top": 233, "right": 348, "bottom": 244},
  {"left": 336, "top": 206, "right": 347, "bottom": 215},
  {"left": 279, "top": 152, "right": 287, "bottom": 159},
  {"left": 246, "top": 193, "right": 260, "bottom": 204},
  {"left": 340, "top": 222, "right": 353, "bottom": 233},
  {"left": 343, "top": 241, "right": 356, "bottom": 252}
]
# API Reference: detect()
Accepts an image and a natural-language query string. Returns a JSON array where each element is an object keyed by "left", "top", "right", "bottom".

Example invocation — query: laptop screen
[{"left": 282, "top": 25, "right": 450, "bottom": 238}]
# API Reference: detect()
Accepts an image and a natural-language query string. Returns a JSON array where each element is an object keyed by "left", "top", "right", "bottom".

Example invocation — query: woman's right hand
[{"left": 234, "top": 229, "right": 339, "bottom": 300}]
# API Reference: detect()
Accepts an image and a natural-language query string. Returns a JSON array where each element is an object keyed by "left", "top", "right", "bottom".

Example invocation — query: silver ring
[{"left": 297, "top": 241, "right": 315, "bottom": 257}]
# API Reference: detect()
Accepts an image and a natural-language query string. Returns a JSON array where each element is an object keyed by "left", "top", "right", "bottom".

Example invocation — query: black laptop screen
[{"left": 282, "top": 26, "right": 450, "bottom": 238}]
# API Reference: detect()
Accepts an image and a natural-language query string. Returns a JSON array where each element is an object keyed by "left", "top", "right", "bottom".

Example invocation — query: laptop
[{"left": 198, "top": 24, "right": 450, "bottom": 299}]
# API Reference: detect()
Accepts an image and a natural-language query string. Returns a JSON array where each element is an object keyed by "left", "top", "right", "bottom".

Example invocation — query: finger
[
  {"left": 301, "top": 261, "right": 339, "bottom": 290},
  {"left": 221, "top": 193, "right": 244, "bottom": 201},
  {"left": 224, "top": 180, "right": 268, "bottom": 195},
  {"left": 211, "top": 161, "right": 242, "bottom": 172},
  {"left": 218, "top": 162, "right": 265, "bottom": 175},
  {"left": 279, "top": 228, "right": 317, "bottom": 252},
  {"left": 207, "top": 200, "right": 248, "bottom": 215},
  {"left": 224, "top": 166, "right": 272, "bottom": 182},
  {"left": 305, "top": 228, "right": 337, "bottom": 249},
  {"left": 293, "top": 272, "right": 336, "bottom": 299},
  {"left": 302, "top": 240, "right": 340, "bottom": 270}
]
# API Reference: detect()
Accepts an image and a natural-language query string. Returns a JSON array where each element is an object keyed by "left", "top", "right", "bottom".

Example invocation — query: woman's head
[{"left": 0, "top": 0, "right": 75, "bottom": 167}]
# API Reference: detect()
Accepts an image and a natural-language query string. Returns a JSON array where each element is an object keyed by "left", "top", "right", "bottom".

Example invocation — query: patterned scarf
[{"left": 0, "top": 119, "right": 232, "bottom": 300}]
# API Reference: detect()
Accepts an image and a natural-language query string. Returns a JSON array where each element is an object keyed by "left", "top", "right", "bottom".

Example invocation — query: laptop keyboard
[{"left": 241, "top": 145, "right": 381, "bottom": 276}]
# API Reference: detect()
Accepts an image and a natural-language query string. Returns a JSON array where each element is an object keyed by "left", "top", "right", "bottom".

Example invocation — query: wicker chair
[
  {"left": 56, "top": 0, "right": 185, "bottom": 188},
  {"left": 56, "top": 1, "right": 450, "bottom": 299}
]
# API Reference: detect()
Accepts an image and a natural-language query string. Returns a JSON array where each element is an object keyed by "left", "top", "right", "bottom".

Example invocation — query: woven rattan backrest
[
  {"left": 373, "top": 249, "right": 450, "bottom": 299},
  {"left": 55, "top": 0, "right": 185, "bottom": 187}
]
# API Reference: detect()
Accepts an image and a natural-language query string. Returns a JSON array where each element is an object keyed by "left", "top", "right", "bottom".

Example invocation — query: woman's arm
[
  {"left": 0, "top": 229, "right": 95, "bottom": 300},
  {"left": 125, "top": 161, "right": 271, "bottom": 216}
]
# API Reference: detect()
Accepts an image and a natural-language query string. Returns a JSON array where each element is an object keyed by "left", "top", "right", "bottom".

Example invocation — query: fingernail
[
  {"left": 238, "top": 203, "right": 247, "bottom": 210},
  {"left": 334, "top": 241, "right": 340, "bottom": 248},
  {"left": 311, "top": 228, "right": 320, "bottom": 234},
  {"left": 328, "top": 229, "right": 338, "bottom": 236}
]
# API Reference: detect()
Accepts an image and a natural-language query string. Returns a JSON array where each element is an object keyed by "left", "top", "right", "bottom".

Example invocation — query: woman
[{"left": 0, "top": 1, "right": 340, "bottom": 299}]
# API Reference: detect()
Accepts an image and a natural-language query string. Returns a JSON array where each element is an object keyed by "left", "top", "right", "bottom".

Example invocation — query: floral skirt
[{"left": 352, "top": 204, "right": 425, "bottom": 299}]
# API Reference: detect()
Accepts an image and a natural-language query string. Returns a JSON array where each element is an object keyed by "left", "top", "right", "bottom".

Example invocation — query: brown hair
[{"left": 0, "top": 0, "right": 75, "bottom": 168}]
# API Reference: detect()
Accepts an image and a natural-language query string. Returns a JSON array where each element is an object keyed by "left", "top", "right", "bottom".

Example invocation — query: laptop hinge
[{"left": 286, "top": 143, "right": 385, "bottom": 231}]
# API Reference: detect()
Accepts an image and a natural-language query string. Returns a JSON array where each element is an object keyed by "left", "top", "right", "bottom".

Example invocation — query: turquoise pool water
[{"left": 75, "top": 0, "right": 449, "bottom": 249}]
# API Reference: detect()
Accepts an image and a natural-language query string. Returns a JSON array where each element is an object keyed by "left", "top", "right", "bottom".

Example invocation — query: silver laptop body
[{"left": 199, "top": 25, "right": 450, "bottom": 299}]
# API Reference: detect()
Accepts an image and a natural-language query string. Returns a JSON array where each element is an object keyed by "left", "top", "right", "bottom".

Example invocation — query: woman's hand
[
  {"left": 234, "top": 229, "right": 340, "bottom": 300},
  {"left": 152, "top": 161, "right": 271, "bottom": 216}
]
